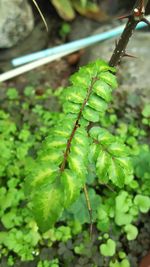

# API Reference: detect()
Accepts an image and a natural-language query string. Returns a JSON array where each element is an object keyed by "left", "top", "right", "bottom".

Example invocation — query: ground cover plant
[{"left": 0, "top": 0, "right": 150, "bottom": 266}]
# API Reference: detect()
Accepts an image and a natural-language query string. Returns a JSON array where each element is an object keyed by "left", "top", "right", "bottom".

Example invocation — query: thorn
[
  {"left": 123, "top": 52, "right": 137, "bottom": 59},
  {"left": 141, "top": 18, "right": 150, "bottom": 27},
  {"left": 118, "top": 14, "right": 131, "bottom": 20}
]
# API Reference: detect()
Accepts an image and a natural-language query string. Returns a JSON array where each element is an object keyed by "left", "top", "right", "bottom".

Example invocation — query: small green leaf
[
  {"left": 108, "top": 143, "right": 129, "bottom": 157},
  {"left": 134, "top": 195, "right": 150, "bottom": 213},
  {"left": 6, "top": 88, "right": 19, "bottom": 99},
  {"left": 109, "top": 259, "right": 130, "bottom": 267},
  {"left": 68, "top": 153, "right": 87, "bottom": 180},
  {"left": 108, "top": 159, "right": 125, "bottom": 187},
  {"left": 95, "top": 60, "right": 116, "bottom": 73},
  {"left": 97, "top": 128, "right": 115, "bottom": 145},
  {"left": 142, "top": 104, "right": 150, "bottom": 118},
  {"left": 120, "top": 259, "right": 130, "bottom": 267},
  {"left": 115, "top": 191, "right": 130, "bottom": 213},
  {"left": 63, "top": 101, "right": 81, "bottom": 114},
  {"left": 25, "top": 162, "right": 58, "bottom": 194},
  {"left": 93, "top": 80, "right": 112, "bottom": 102},
  {"left": 61, "top": 169, "right": 80, "bottom": 207},
  {"left": 70, "top": 71, "right": 90, "bottom": 87},
  {"left": 115, "top": 212, "right": 132, "bottom": 226},
  {"left": 24, "top": 86, "right": 35, "bottom": 96},
  {"left": 97, "top": 218, "right": 110, "bottom": 232},
  {"left": 73, "top": 127, "right": 89, "bottom": 148},
  {"left": 114, "top": 157, "right": 133, "bottom": 175},
  {"left": 64, "top": 86, "right": 86, "bottom": 104},
  {"left": 89, "top": 126, "right": 101, "bottom": 139},
  {"left": 32, "top": 182, "right": 64, "bottom": 232},
  {"left": 82, "top": 106, "right": 100, "bottom": 122},
  {"left": 71, "top": 143, "right": 87, "bottom": 158},
  {"left": 124, "top": 224, "right": 138, "bottom": 240},
  {"left": 88, "top": 94, "right": 108, "bottom": 112},
  {"left": 39, "top": 148, "right": 63, "bottom": 165},
  {"left": 99, "top": 72, "right": 118, "bottom": 89},
  {"left": 100, "top": 238, "right": 116, "bottom": 257},
  {"left": 45, "top": 136, "right": 67, "bottom": 149},
  {"left": 96, "top": 150, "right": 110, "bottom": 183}
]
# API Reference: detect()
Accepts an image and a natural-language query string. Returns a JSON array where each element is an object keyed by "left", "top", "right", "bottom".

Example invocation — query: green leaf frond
[{"left": 24, "top": 60, "right": 133, "bottom": 232}]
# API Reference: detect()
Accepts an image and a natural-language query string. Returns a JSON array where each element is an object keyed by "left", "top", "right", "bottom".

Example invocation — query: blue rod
[{"left": 12, "top": 19, "right": 149, "bottom": 67}]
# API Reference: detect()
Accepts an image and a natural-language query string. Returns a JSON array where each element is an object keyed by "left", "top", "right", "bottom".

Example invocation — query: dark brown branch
[{"left": 109, "top": 0, "right": 149, "bottom": 67}]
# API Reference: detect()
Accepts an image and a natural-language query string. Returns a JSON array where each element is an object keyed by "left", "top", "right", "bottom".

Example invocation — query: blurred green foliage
[{"left": 0, "top": 84, "right": 150, "bottom": 266}]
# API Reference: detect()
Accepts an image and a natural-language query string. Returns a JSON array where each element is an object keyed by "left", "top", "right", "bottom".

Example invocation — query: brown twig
[
  {"left": 83, "top": 184, "right": 93, "bottom": 238},
  {"left": 109, "top": 0, "right": 149, "bottom": 67}
]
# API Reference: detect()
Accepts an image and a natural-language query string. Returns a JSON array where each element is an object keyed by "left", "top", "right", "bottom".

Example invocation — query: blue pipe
[{"left": 12, "top": 20, "right": 149, "bottom": 67}]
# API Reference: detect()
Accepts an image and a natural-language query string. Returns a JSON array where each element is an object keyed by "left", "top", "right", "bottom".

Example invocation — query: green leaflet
[
  {"left": 89, "top": 126, "right": 102, "bottom": 139},
  {"left": 64, "top": 86, "right": 87, "bottom": 104},
  {"left": 63, "top": 101, "right": 81, "bottom": 114},
  {"left": 93, "top": 60, "right": 116, "bottom": 73},
  {"left": 31, "top": 181, "right": 64, "bottom": 232},
  {"left": 68, "top": 127, "right": 89, "bottom": 180},
  {"left": 73, "top": 128, "right": 89, "bottom": 148},
  {"left": 108, "top": 159, "right": 125, "bottom": 187},
  {"left": 99, "top": 71, "right": 118, "bottom": 89},
  {"left": 38, "top": 149, "right": 63, "bottom": 165},
  {"left": 96, "top": 150, "right": 110, "bottom": 183},
  {"left": 88, "top": 93, "right": 108, "bottom": 112},
  {"left": 134, "top": 195, "right": 150, "bottom": 213},
  {"left": 43, "top": 136, "right": 67, "bottom": 149},
  {"left": 82, "top": 106, "right": 100, "bottom": 122},
  {"left": 61, "top": 169, "right": 81, "bottom": 207},
  {"left": 24, "top": 162, "right": 58, "bottom": 195},
  {"left": 70, "top": 69, "right": 91, "bottom": 88},
  {"left": 93, "top": 80, "right": 112, "bottom": 102},
  {"left": 71, "top": 143, "right": 87, "bottom": 158},
  {"left": 115, "top": 157, "right": 133, "bottom": 174},
  {"left": 108, "top": 143, "right": 129, "bottom": 157},
  {"left": 97, "top": 129, "right": 115, "bottom": 145},
  {"left": 68, "top": 152, "right": 87, "bottom": 180}
]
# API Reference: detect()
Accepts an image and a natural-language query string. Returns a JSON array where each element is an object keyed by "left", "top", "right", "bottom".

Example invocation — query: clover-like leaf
[
  {"left": 115, "top": 212, "right": 133, "bottom": 226},
  {"left": 100, "top": 238, "right": 116, "bottom": 257},
  {"left": 124, "top": 224, "right": 138, "bottom": 240},
  {"left": 134, "top": 195, "right": 150, "bottom": 213}
]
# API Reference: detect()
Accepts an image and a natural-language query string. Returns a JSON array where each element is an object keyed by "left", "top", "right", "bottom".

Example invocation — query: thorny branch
[{"left": 109, "top": 0, "right": 150, "bottom": 67}]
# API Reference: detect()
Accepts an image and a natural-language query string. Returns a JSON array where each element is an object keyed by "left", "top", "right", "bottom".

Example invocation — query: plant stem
[{"left": 109, "top": 0, "right": 149, "bottom": 67}]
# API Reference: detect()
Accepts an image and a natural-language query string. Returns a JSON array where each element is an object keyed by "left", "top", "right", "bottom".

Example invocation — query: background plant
[
  {"left": 50, "top": 0, "right": 101, "bottom": 21},
  {"left": 0, "top": 83, "right": 150, "bottom": 266}
]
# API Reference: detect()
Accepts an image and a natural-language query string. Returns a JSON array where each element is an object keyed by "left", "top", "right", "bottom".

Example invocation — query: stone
[
  {"left": 80, "top": 30, "right": 150, "bottom": 106},
  {"left": 0, "top": 0, "right": 34, "bottom": 48}
]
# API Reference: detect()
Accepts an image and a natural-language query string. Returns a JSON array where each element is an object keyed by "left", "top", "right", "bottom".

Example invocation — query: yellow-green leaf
[
  {"left": 32, "top": 182, "right": 64, "bottom": 232},
  {"left": 93, "top": 80, "right": 112, "bottom": 102},
  {"left": 88, "top": 94, "right": 108, "bottom": 112},
  {"left": 82, "top": 106, "right": 100, "bottom": 122}
]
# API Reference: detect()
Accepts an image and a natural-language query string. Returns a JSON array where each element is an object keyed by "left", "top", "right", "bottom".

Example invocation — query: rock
[
  {"left": 0, "top": 21, "right": 49, "bottom": 62},
  {"left": 0, "top": 0, "right": 34, "bottom": 48},
  {"left": 80, "top": 30, "right": 150, "bottom": 106},
  {"left": 69, "top": 16, "right": 100, "bottom": 41}
]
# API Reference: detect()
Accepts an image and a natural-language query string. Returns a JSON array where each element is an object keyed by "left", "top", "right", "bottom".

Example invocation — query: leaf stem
[{"left": 83, "top": 184, "right": 93, "bottom": 238}]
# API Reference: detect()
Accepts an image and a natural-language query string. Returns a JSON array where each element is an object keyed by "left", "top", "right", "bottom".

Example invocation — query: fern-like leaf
[{"left": 24, "top": 60, "right": 133, "bottom": 232}]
